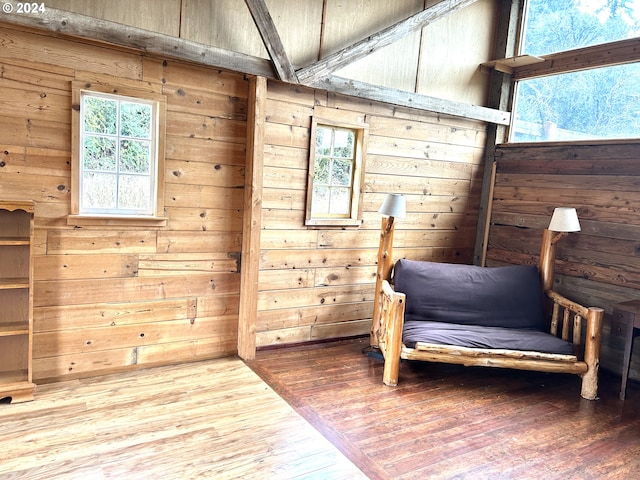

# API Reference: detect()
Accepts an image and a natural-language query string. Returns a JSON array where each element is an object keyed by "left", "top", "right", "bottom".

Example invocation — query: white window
[
  {"left": 305, "top": 115, "right": 368, "bottom": 227},
  {"left": 70, "top": 82, "right": 167, "bottom": 225}
]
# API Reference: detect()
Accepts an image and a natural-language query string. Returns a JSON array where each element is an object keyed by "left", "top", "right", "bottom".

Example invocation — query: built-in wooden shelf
[
  {"left": 481, "top": 54, "right": 545, "bottom": 74},
  {"left": 0, "top": 371, "right": 29, "bottom": 385},
  {"left": 0, "top": 323, "right": 29, "bottom": 337},
  {"left": 0, "top": 237, "right": 30, "bottom": 246},
  {"left": 0, "top": 278, "right": 29, "bottom": 290},
  {"left": 0, "top": 200, "right": 35, "bottom": 404}
]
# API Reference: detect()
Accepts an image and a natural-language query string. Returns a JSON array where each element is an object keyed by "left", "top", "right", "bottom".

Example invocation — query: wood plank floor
[
  {"left": 0, "top": 357, "right": 367, "bottom": 479},
  {"left": 249, "top": 337, "right": 640, "bottom": 480}
]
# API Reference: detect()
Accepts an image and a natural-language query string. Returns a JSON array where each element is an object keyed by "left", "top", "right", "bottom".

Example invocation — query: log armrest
[
  {"left": 545, "top": 289, "right": 604, "bottom": 399},
  {"left": 378, "top": 280, "right": 406, "bottom": 386}
]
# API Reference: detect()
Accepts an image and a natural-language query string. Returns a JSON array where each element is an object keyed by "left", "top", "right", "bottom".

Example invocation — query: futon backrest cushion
[{"left": 393, "top": 259, "right": 547, "bottom": 331}]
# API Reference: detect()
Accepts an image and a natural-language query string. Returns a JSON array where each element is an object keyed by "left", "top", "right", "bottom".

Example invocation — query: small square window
[
  {"left": 306, "top": 116, "right": 368, "bottom": 227},
  {"left": 70, "top": 81, "right": 167, "bottom": 226}
]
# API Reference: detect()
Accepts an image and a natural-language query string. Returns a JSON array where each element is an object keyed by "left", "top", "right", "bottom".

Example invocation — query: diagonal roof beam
[
  {"left": 297, "top": 0, "right": 480, "bottom": 85},
  {"left": 244, "top": 0, "right": 299, "bottom": 83},
  {"left": 315, "top": 76, "right": 510, "bottom": 125}
]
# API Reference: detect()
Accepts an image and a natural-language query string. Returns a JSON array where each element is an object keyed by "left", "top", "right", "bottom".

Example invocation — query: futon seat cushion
[
  {"left": 393, "top": 259, "right": 547, "bottom": 331},
  {"left": 402, "top": 320, "right": 574, "bottom": 355}
]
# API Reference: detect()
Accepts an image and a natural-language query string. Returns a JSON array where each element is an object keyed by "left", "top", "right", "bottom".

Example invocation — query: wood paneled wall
[
  {"left": 45, "top": 0, "right": 496, "bottom": 106},
  {"left": 486, "top": 141, "right": 640, "bottom": 381},
  {"left": 256, "top": 80, "right": 487, "bottom": 347},
  {"left": 0, "top": 24, "right": 490, "bottom": 380},
  {"left": 0, "top": 26, "right": 248, "bottom": 382}
]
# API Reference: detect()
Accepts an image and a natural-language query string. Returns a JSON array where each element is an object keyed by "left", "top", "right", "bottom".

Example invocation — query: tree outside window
[{"left": 511, "top": 0, "right": 640, "bottom": 142}]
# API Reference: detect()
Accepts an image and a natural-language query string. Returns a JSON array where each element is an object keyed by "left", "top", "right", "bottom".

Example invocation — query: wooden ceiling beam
[
  {"left": 315, "top": 76, "right": 511, "bottom": 126},
  {"left": 244, "top": 0, "right": 298, "bottom": 83},
  {"left": 296, "top": 0, "right": 481, "bottom": 85},
  {"left": 0, "top": 6, "right": 276, "bottom": 78}
]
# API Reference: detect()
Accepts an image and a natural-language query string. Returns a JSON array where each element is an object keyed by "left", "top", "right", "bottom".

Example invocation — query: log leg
[{"left": 580, "top": 307, "right": 604, "bottom": 400}]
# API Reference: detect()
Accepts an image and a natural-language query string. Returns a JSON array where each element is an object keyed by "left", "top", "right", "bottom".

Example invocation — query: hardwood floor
[
  {"left": 0, "top": 357, "right": 366, "bottom": 479},
  {"left": 249, "top": 337, "right": 640, "bottom": 480},
  {"left": 3, "top": 339, "right": 639, "bottom": 480}
]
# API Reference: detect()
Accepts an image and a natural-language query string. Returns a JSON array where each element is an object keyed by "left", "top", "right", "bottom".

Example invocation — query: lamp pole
[
  {"left": 539, "top": 207, "right": 579, "bottom": 292},
  {"left": 371, "top": 214, "right": 396, "bottom": 346}
]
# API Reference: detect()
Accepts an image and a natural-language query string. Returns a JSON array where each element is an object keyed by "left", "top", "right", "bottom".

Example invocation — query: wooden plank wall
[
  {"left": 0, "top": 26, "right": 248, "bottom": 382},
  {"left": 45, "top": 0, "right": 496, "bottom": 107},
  {"left": 256, "top": 80, "right": 487, "bottom": 347},
  {"left": 486, "top": 141, "right": 640, "bottom": 381}
]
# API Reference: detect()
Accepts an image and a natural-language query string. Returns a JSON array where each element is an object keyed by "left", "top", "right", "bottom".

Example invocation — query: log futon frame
[{"left": 375, "top": 258, "right": 605, "bottom": 400}]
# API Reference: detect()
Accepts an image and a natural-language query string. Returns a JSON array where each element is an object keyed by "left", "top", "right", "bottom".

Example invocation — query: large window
[
  {"left": 305, "top": 112, "right": 368, "bottom": 227},
  {"left": 510, "top": 0, "right": 640, "bottom": 142},
  {"left": 70, "top": 82, "right": 167, "bottom": 225}
]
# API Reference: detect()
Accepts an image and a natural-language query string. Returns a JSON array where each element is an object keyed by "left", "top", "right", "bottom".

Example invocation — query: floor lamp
[
  {"left": 539, "top": 207, "right": 581, "bottom": 291},
  {"left": 371, "top": 194, "right": 406, "bottom": 347}
]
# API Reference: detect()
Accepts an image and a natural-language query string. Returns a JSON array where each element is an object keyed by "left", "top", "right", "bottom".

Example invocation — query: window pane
[
  {"left": 316, "top": 126, "right": 332, "bottom": 154},
  {"left": 329, "top": 188, "right": 350, "bottom": 215},
  {"left": 522, "top": 0, "right": 640, "bottom": 56},
  {"left": 311, "top": 186, "right": 330, "bottom": 214},
  {"left": 118, "top": 175, "right": 151, "bottom": 210},
  {"left": 84, "top": 136, "right": 117, "bottom": 171},
  {"left": 120, "top": 102, "right": 152, "bottom": 139},
  {"left": 314, "top": 157, "right": 330, "bottom": 184},
  {"left": 82, "top": 172, "right": 116, "bottom": 209},
  {"left": 120, "top": 139, "right": 151, "bottom": 173},
  {"left": 511, "top": 63, "right": 640, "bottom": 142},
  {"left": 331, "top": 159, "right": 353, "bottom": 186},
  {"left": 333, "top": 129, "right": 354, "bottom": 158},
  {"left": 83, "top": 96, "right": 117, "bottom": 135}
]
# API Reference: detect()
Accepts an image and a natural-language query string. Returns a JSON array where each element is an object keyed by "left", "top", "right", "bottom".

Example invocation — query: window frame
[
  {"left": 305, "top": 113, "right": 368, "bottom": 228},
  {"left": 70, "top": 81, "right": 167, "bottom": 227}
]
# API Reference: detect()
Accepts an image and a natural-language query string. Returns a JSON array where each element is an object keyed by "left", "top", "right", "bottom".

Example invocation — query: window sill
[
  {"left": 305, "top": 218, "right": 363, "bottom": 228},
  {"left": 67, "top": 214, "right": 168, "bottom": 228}
]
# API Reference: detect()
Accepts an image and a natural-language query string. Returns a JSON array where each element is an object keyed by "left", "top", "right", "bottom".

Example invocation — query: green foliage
[
  {"left": 83, "top": 136, "right": 116, "bottom": 171},
  {"left": 120, "top": 140, "right": 151, "bottom": 174},
  {"left": 120, "top": 102, "right": 152, "bottom": 139},
  {"left": 83, "top": 97, "right": 117, "bottom": 135}
]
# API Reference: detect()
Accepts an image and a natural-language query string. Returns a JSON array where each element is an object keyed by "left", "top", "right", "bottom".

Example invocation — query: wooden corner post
[{"left": 238, "top": 76, "right": 266, "bottom": 360}]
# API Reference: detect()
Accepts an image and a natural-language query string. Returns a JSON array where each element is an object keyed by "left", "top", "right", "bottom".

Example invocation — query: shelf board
[
  {"left": 0, "top": 278, "right": 29, "bottom": 289},
  {"left": 481, "top": 54, "right": 545, "bottom": 74},
  {"left": 0, "top": 370, "right": 29, "bottom": 385},
  {"left": 0, "top": 237, "right": 30, "bottom": 246},
  {"left": 0, "top": 323, "right": 29, "bottom": 336}
]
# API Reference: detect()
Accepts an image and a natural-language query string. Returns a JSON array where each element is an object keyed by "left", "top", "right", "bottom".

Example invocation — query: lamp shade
[
  {"left": 548, "top": 207, "right": 580, "bottom": 232},
  {"left": 378, "top": 194, "right": 406, "bottom": 218}
]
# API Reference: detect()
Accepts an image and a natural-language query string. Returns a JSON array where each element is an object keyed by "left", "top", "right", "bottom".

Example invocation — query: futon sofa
[{"left": 375, "top": 259, "right": 604, "bottom": 400}]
